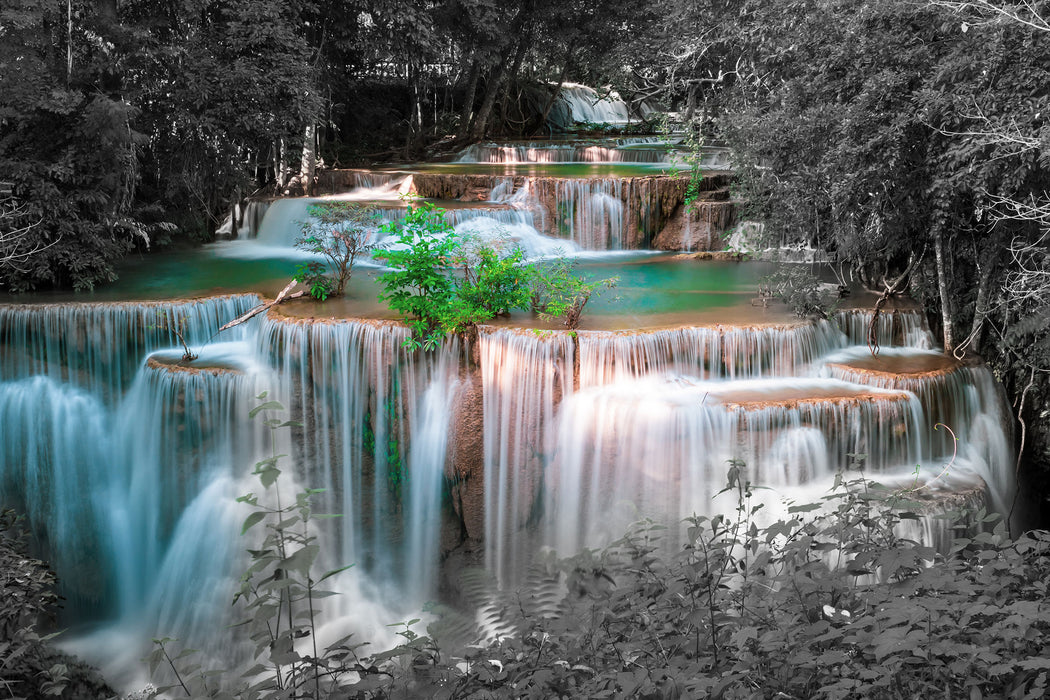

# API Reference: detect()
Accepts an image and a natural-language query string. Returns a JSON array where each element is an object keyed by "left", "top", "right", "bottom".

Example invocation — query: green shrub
[
  {"left": 530, "top": 258, "right": 617, "bottom": 330},
  {"left": 376, "top": 202, "right": 535, "bottom": 350},
  {"left": 295, "top": 203, "right": 377, "bottom": 299}
]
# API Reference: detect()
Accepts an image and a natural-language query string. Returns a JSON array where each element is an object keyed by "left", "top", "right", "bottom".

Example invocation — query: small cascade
[
  {"left": 577, "top": 320, "right": 845, "bottom": 387},
  {"left": 549, "top": 84, "right": 631, "bottom": 126},
  {"left": 555, "top": 179, "right": 625, "bottom": 249},
  {"left": 0, "top": 296, "right": 258, "bottom": 401},
  {"left": 0, "top": 377, "right": 112, "bottom": 618},
  {"left": 477, "top": 328, "right": 575, "bottom": 584},
  {"left": 834, "top": 308, "right": 934, "bottom": 349},
  {"left": 316, "top": 170, "right": 410, "bottom": 193},
  {"left": 107, "top": 343, "right": 271, "bottom": 621},
  {"left": 239, "top": 199, "right": 271, "bottom": 238},
  {"left": 545, "top": 376, "right": 925, "bottom": 555},
  {"left": 456, "top": 142, "right": 674, "bottom": 164},
  {"left": 259, "top": 316, "right": 459, "bottom": 596},
  {"left": 248, "top": 185, "right": 572, "bottom": 260},
  {"left": 822, "top": 347, "right": 1014, "bottom": 510}
]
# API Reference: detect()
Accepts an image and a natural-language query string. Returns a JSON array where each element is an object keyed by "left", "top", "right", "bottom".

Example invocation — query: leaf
[
  {"left": 318, "top": 564, "right": 355, "bottom": 583},
  {"left": 249, "top": 401, "right": 285, "bottom": 418},
  {"left": 241, "top": 511, "right": 266, "bottom": 535}
]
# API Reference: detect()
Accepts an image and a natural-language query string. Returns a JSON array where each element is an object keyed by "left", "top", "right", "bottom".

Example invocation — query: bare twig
[{"left": 928, "top": 0, "right": 1050, "bottom": 33}]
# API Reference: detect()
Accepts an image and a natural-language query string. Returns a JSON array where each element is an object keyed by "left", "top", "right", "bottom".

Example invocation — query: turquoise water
[{"left": 1, "top": 243, "right": 780, "bottom": 329}]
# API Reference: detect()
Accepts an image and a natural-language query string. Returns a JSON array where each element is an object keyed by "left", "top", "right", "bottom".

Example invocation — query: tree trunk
[
  {"left": 299, "top": 123, "right": 316, "bottom": 196},
  {"left": 469, "top": 2, "right": 533, "bottom": 141},
  {"left": 536, "top": 44, "right": 576, "bottom": 134},
  {"left": 967, "top": 255, "right": 995, "bottom": 354},
  {"left": 469, "top": 65, "right": 508, "bottom": 141},
  {"left": 458, "top": 58, "right": 481, "bottom": 141},
  {"left": 933, "top": 227, "right": 954, "bottom": 353}
]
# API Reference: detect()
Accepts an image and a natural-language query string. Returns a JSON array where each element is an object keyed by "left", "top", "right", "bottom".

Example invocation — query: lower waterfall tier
[{"left": 0, "top": 299, "right": 1015, "bottom": 687}]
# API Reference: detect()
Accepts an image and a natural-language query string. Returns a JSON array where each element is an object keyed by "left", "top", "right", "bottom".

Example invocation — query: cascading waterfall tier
[
  {"left": 456, "top": 142, "right": 676, "bottom": 164},
  {"left": 474, "top": 328, "right": 575, "bottom": 584},
  {"left": 547, "top": 84, "right": 632, "bottom": 127},
  {"left": 544, "top": 377, "right": 924, "bottom": 556},
  {"left": 577, "top": 320, "right": 845, "bottom": 386},
  {"left": 0, "top": 291, "right": 1015, "bottom": 688},
  {"left": 409, "top": 172, "right": 734, "bottom": 251},
  {"left": 0, "top": 296, "right": 259, "bottom": 401},
  {"left": 259, "top": 314, "right": 461, "bottom": 602},
  {"left": 822, "top": 347, "right": 1013, "bottom": 510},
  {"left": 468, "top": 316, "right": 1011, "bottom": 582},
  {"left": 834, "top": 308, "right": 934, "bottom": 349}
]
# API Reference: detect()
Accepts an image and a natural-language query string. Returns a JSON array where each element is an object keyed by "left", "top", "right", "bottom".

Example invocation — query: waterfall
[
  {"left": 0, "top": 377, "right": 112, "bottom": 618},
  {"left": 554, "top": 179, "right": 625, "bottom": 249},
  {"left": 822, "top": 347, "right": 1014, "bottom": 510},
  {"left": 0, "top": 296, "right": 258, "bottom": 401},
  {"left": 834, "top": 308, "right": 934, "bottom": 349},
  {"left": 545, "top": 375, "right": 925, "bottom": 555},
  {"left": 549, "top": 84, "right": 631, "bottom": 125},
  {"left": 107, "top": 343, "right": 271, "bottom": 620},
  {"left": 478, "top": 328, "right": 574, "bottom": 584},
  {"left": 577, "top": 320, "right": 845, "bottom": 386},
  {"left": 456, "top": 142, "right": 675, "bottom": 164},
  {"left": 259, "top": 316, "right": 460, "bottom": 597}
]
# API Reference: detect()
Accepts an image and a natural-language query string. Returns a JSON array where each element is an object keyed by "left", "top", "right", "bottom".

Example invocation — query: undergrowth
[{"left": 142, "top": 408, "right": 1050, "bottom": 699}]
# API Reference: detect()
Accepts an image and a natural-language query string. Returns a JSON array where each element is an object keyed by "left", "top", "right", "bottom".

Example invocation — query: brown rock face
[
  {"left": 447, "top": 369, "right": 486, "bottom": 542},
  {"left": 652, "top": 200, "right": 737, "bottom": 251},
  {"left": 408, "top": 172, "right": 737, "bottom": 250}
]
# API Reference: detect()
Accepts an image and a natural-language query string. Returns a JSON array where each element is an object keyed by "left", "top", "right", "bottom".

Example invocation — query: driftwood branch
[{"left": 219, "top": 279, "right": 306, "bottom": 332}]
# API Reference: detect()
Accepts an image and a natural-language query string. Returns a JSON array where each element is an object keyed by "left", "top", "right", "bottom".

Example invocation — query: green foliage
[
  {"left": 376, "top": 203, "right": 464, "bottom": 350},
  {"left": 293, "top": 261, "right": 334, "bottom": 301},
  {"left": 376, "top": 202, "right": 536, "bottom": 350},
  {"left": 672, "top": 119, "right": 707, "bottom": 213},
  {"left": 530, "top": 258, "right": 618, "bottom": 330},
  {"left": 456, "top": 240, "right": 534, "bottom": 317},
  {"left": 295, "top": 203, "right": 378, "bottom": 299}
]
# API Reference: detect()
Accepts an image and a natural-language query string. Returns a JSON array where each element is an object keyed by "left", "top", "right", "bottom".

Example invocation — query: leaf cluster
[
  {"left": 530, "top": 258, "right": 618, "bottom": 330},
  {"left": 376, "top": 203, "right": 611, "bottom": 348},
  {"left": 417, "top": 473, "right": 1050, "bottom": 699}
]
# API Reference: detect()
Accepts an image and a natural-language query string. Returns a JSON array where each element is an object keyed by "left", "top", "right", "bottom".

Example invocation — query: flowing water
[{"left": 0, "top": 116, "right": 1015, "bottom": 689}]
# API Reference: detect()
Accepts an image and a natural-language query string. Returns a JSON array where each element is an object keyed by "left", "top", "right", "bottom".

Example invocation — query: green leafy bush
[
  {"left": 530, "top": 258, "right": 617, "bottom": 330},
  {"left": 295, "top": 203, "right": 378, "bottom": 299},
  {"left": 376, "top": 202, "right": 535, "bottom": 350}
]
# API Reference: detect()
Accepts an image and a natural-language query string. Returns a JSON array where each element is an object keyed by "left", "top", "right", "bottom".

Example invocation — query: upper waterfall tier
[{"left": 407, "top": 171, "right": 735, "bottom": 250}]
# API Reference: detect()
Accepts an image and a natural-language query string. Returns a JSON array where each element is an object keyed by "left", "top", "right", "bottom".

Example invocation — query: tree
[{"left": 294, "top": 203, "right": 378, "bottom": 299}]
